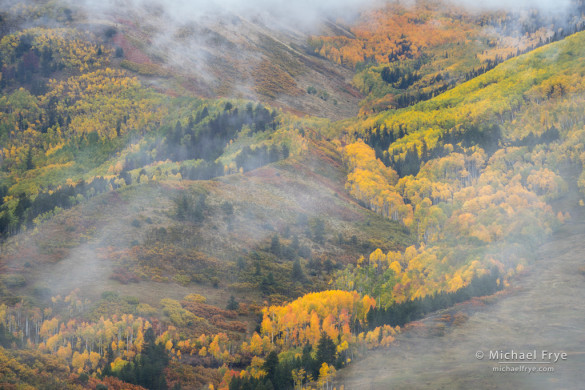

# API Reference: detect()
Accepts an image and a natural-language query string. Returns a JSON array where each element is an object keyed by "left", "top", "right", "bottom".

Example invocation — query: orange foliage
[{"left": 310, "top": 2, "right": 474, "bottom": 68}]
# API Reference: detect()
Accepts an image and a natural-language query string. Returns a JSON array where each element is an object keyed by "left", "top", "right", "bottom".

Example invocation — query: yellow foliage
[
  {"left": 261, "top": 290, "right": 374, "bottom": 349},
  {"left": 249, "top": 356, "right": 267, "bottom": 379}
]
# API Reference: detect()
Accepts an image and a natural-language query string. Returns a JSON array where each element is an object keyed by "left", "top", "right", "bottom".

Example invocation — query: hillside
[
  {"left": 329, "top": 30, "right": 585, "bottom": 307},
  {"left": 2, "top": 138, "right": 410, "bottom": 304},
  {"left": 72, "top": 1, "right": 364, "bottom": 120},
  {"left": 1, "top": 0, "right": 585, "bottom": 389},
  {"left": 337, "top": 210, "right": 585, "bottom": 389},
  {"left": 311, "top": 0, "right": 585, "bottom": 114}
]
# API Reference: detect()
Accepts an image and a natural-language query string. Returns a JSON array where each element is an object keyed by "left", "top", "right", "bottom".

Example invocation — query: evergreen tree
[
  {"left": 291, "top": 235, "right": 300, "bottom": 251},
  {"left": 135, "top": 327, "right": 169, "bottom": 389},
  {"left": 226, "top": 295, "right": 239, "bottom": 311},
  {"left": 25, "top": 148, "right": 34, "bottom": 170},
  {"left": 312, "top": 219, "right": 325, "bottom": 244},
  {"left": 110, "top": 327, "right": 169, "bottom": 389},
  {"left": 292, "top": 259, "right": 305, "bottom": 281},
  {"left": 261, "top": 272, "right": 276, "bottom": 294},
  {"left": 316, "top": 332, "right": 336, "bottom": 366},
  {"left": 263, "top": 351, "right": 279, "bottom": 385},
  {"left": 270, "top": 234, "right": 281, "bottom": 256}
]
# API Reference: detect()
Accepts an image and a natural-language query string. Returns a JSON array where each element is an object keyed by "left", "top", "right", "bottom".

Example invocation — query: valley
[{"left": 1, "top": 0, "right": 585, "bottom": 389}]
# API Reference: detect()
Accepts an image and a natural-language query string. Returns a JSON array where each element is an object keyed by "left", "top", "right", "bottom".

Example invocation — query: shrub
[
  {"left": 183, "top": 294, "right": 207, "bottom": 304},
  {"left": 136, "top": 303, "right": 158, "bottom": 316},
  {"left": 173, "top": 274, "right": 191, "bottom": 286}
]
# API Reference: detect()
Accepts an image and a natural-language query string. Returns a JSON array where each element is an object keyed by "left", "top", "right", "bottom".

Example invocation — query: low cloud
[
  {"left": 450, "top": 0, "right": 573, "bottom": 12},
  {"left": 72, "top": 0, "right": 385, "bottom": 32}
]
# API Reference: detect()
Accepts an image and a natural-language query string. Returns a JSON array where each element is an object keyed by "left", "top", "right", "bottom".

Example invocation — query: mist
[
  {"left": 452, "top": 0, "right": 572, "bottom": 12},
  {"left": 336, "top": 216, "right": 585, "bottom": 389},
  {"left": 70, "top": 0, "right": 384, "bottom": 32},
  {"left": 70, "top": 0, "right": 580, "bottom": 28}
]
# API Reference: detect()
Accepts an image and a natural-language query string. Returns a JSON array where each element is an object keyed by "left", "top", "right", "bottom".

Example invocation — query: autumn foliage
[{"left": 2, "top": 1, "right": 585, "bottom": 389}]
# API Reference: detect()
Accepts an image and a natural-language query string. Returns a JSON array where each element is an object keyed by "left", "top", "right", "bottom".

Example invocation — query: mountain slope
[
  {"left": 337, "top": 212, "right": 585, "bottom": 390},
  {"left": 327, "top": 30, "right": 585, "bottom": 306},
  {"left": 72, "top": 3, "right": 364, "bottom": 120},
  {"left": 1, "top": 1, "right": 585, "bottom": 389},
  {"left": 311, "top": 0, "right": 585, "bottom": 114}
]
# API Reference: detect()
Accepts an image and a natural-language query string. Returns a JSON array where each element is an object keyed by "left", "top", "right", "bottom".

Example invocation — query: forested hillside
[
  {"left": 310, "top": 0, "right": 585, "bottom": 114},
  {"left": 1, "top": 0, "right": 585, "bottom": 389}
]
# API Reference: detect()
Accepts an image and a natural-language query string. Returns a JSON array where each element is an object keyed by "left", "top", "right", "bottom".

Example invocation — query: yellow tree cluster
[
  {"left": 259, "top": 290, "right": 375, "bottom": 350},
  {"left": 42, "top": 68, "right": 163, "bottom": 140},
  {"left": 350, "top": 30, "right": 585, "bottom": 165},
  {"left": 4, "top": 293, "right": 241, "bottom": 375},
  {"left": 0, "top": 88, "right": 43, "bottom": 168},
  {"left": 174, "top": 332, "right": 234, "bottom": 363},
  {"left": 342, "top": 139, "right": 561, "bottom": 302},
  {"left": 360, "top": 324, "right": 397, "bottom": 349},
  {"left": 336, "top": 31, "right": 585, "bottom": 308},
  {"left": 37, "top": 313, "right": 149, "bottom": 372},
  {"left": 0, "top": 28, "right": 111, "bottom": 72},
  {"left": 343, "top": 140, "right": 412, "bottom": 224},
  {"left": 317, "top": 362, "right": 336, "bottom": 390}
]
